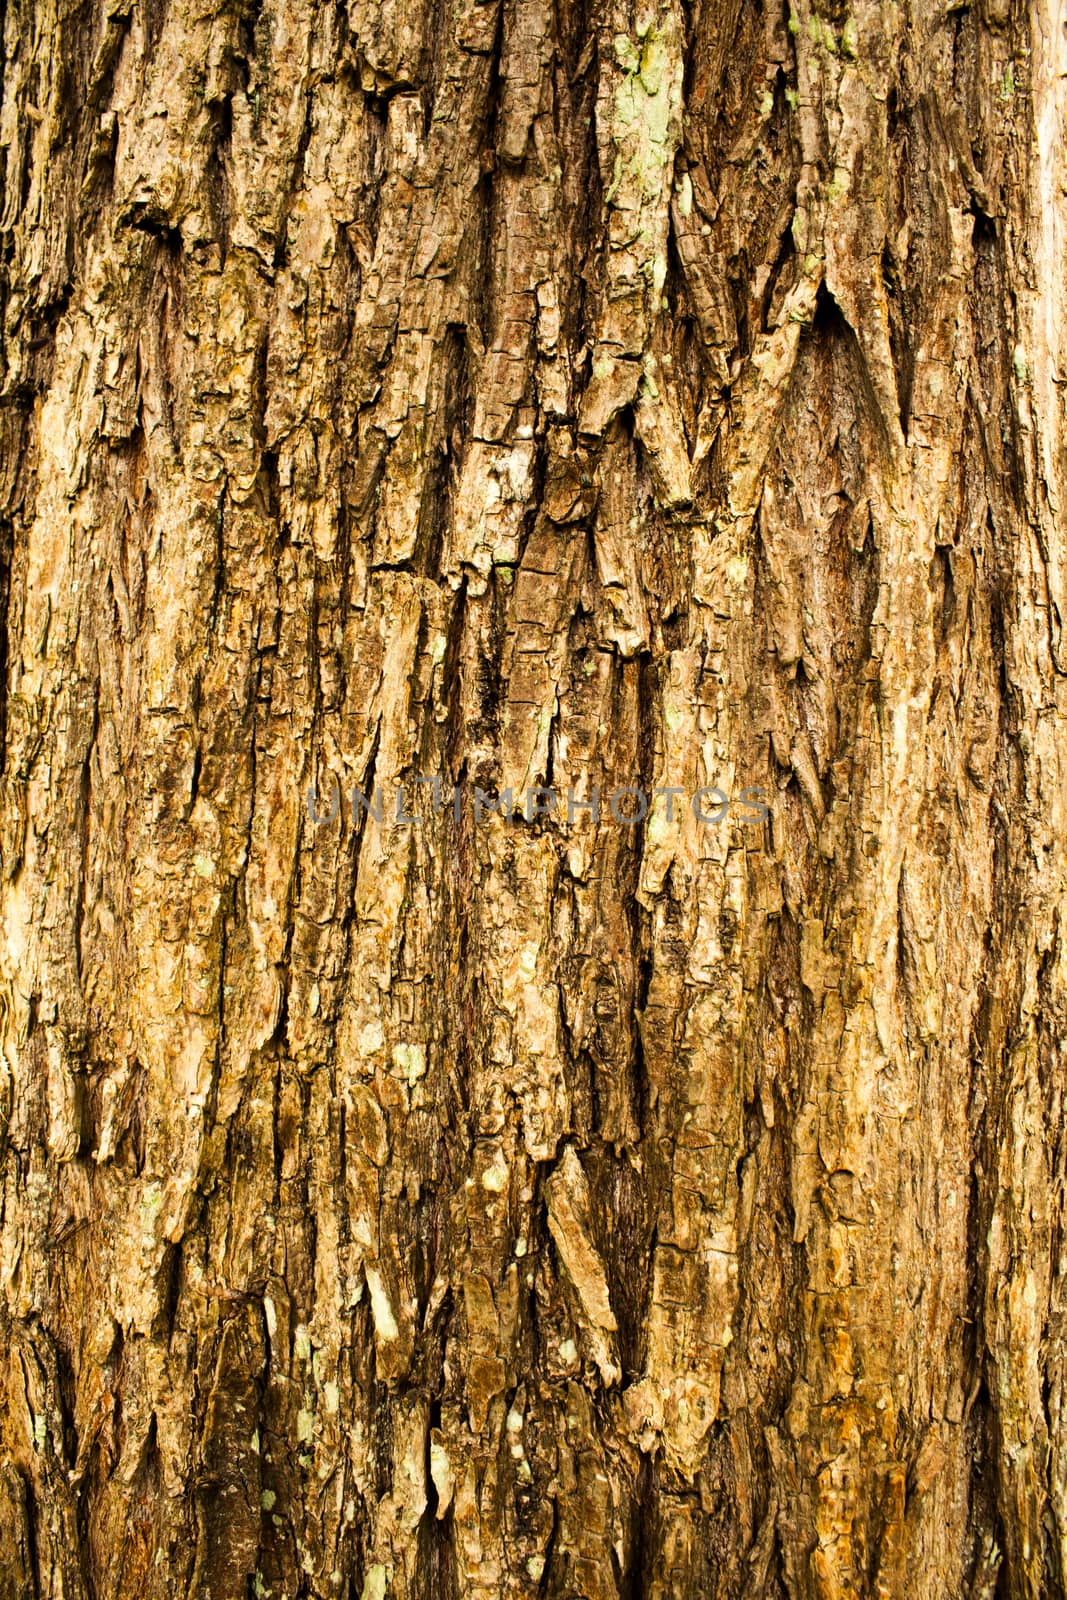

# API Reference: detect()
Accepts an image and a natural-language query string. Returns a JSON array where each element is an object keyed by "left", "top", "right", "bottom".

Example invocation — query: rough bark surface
[{"left": 1, "top": 0, "right": 1066, "bottom": 1595}]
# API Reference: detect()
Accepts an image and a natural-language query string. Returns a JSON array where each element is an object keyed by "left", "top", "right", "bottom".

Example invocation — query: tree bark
[{"left": 1, "top": 0, "right": 1066, "bottom": 1595}]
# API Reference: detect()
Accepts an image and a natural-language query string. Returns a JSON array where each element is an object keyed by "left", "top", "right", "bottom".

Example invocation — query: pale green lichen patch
[
  {"left": 826, "top": 166, "right": 849, "bottom": 203},
  {"left": 392, "top": 1041, "right": 426, "bottom": 1085},
  {"left": 361, "top": 1565, "right": 391, "bottom": 1600},
  {"left": 608, "top": 12, "right": 683, "bottom": 206},
  {"left": 139, "top": 1182, "right": 162, "bottom": 1244},
  {"left": 613, "top": 33, "right": 640, "bottom": 73}
]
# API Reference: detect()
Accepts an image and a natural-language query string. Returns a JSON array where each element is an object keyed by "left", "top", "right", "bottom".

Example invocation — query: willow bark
[{"left": 1, "top": 0, "right": 1066, "bottom": 1596}]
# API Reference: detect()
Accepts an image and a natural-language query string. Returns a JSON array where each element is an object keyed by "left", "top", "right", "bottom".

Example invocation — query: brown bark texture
[{"left": 1, "top": 0, "right": 1066, "bottom": 1595}]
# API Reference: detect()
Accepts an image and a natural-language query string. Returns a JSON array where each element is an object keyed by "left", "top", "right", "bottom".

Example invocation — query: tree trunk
[{"left": 1, "top": 0, "right": 1066, "bottom": 1595}]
